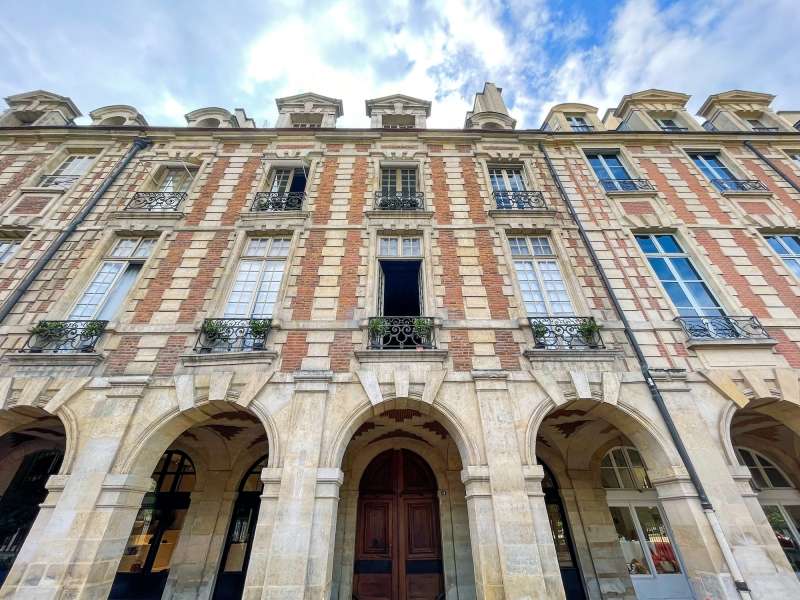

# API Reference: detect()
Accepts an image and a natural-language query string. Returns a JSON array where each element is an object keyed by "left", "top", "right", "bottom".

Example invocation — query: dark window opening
[
  {"left": 288, "top": 168, "right": 307, "bottom": 193},
  {"left": 380, "top": 260, "right": 421, "bottom": 316}
]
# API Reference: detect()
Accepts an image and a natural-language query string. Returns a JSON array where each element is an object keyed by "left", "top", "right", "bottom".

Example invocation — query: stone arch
[
  {"left": 721, "top": 399, "right": 800, "bottom": 470},
  {"left": 327, "top": 396, "right": 479, "bottom": 469},
  {"left": 0, "top": 406, "right": 74, "bottom": 475},
  {"left": 99, "top": 115, "right": 126, "bottom": 126}
]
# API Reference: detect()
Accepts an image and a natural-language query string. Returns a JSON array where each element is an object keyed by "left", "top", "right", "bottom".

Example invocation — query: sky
[{"left": 1, "top": 0, "right": 798, "bottom": 129}]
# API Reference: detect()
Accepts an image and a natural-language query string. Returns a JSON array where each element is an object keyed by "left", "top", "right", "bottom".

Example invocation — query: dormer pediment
[
  {"left": 365, "top": 94, "right": 432, "bottom": 116},
  {"left": 275, "top": 93, "right": 343, "bottom": 118},
  {"left": 613, "top": 89, "right": 690, "bottom": 118},
  {"left": 185, "top": 107, "right": 234, "bottom": 128},
  {"left": 4, "top": 89, "right": 81, "bottom": 121},
  {"left": 89, "top": 105, "right": 147, "bottom": 127},
  {"left": 698, "top": 90, "right": 775, "bottom": 118}
]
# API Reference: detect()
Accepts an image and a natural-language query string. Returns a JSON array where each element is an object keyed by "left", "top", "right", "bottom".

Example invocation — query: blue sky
[{"left": 1, "top": 0, "right": 797, "bottom": 128}]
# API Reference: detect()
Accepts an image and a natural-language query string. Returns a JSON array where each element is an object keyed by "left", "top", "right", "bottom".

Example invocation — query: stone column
[
  {"left": 462, "top": 465, "right": 503, "bottom": 600},
  {"left": 304, "top": 468, "right": 344, "bottom": 598},
  {"left": 260, "top": 370, "right": 332, "bottom": 600},
  {"left": 242, "top": 468, "right": 282, "bottom": 600},
  {"left": 523, "top": 465, "right": 567, "bottom": 599},
  {"left": 470, "top": 370, "right": 550, "bottom": 599},
  {"left": 0, "top": 378, "right": 146, "bottom": 600}
]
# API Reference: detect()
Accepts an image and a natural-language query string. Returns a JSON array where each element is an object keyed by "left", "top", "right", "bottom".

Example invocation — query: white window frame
[
  {"left": 735, "top": 447, "right": 794, "bottom": 490},
  {"left": 376, "top": 235, "right": 424, "bottom": 317},
  {"left": 566, "top": 114, "right": 590, "bottom": 131},
  {"left": 223, "top": 237, "right": 291, "bottom": 319},
  {"left": 764, "top": 233, "right": 800, "bottom": 280},
  {"left": 39, "top": 152, "right": 97, "bottom": 188},
  {"left": 0, "top": 239, "right": 22, "bottom": 265},
  {"left": 689, "top": 152, "right": 737, "bottom": 181},
  {"left": 269, "top": 167, "right": 307, "bottom": 193},
  {"left": 488, "top": 166, "right": 527, "bottom": 192},
  {"left": 601, "top": 446, "right": 652, "bottom": 490},
  {"left": 380, "top": 167, "right": 418, "bottom": 194},
  {"left": 155, "top": 165, "right": 196, "bottom": 193},
  {"left": 508, "top": 235, "right": 574, "bottom": 317}
]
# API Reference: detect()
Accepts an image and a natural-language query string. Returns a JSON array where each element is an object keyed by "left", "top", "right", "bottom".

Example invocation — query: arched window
[
  {"left": 600, "top": 446, "right": 651, "bottom": 489},
  {"left": 735, "top": 447, "right": 793, "bottom": 489}
]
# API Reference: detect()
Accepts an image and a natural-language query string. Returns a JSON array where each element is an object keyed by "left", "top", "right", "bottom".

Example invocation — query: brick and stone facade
[{"left": 0, "top": 86, "right": 799, "bottom": 599}]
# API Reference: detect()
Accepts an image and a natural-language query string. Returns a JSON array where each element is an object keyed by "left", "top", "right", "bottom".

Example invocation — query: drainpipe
[
  {"left": 0, "top": 136, "right": 151, "bottom": 324},
  {"left": 538, "top": 142, "right": 752, "bottom": 598},
  {"left": 744, "top": 140, "right": 800, "bottom": 195}
]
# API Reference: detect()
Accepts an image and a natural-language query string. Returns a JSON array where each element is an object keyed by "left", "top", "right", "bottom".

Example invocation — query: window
[
  {"left": 788, "top": 152, "right": 800, "bottom": 168},
  {"left": 377, "top": 236, "right": 422, "bottom": 317},
  {"left": 488, "top": 167, "right": 526, "bottom": 193},
  {"left": 269, "top": 168, "right": 307, "bottom": 194},
  {"left": 508, "top": 236, "right": 573, "bottom": 316},
  {"left": 290, "top": 114, "right": 322, "bottom": 128},
  {"left": 224, "top": 238, "right": 290, "bottom": 319},
  {"left": 70, "top": 237, "right": 156, "bottom": 320},
  {"left": 39, "top": 153, "right": 96, "bottom": 188},
  {"left": 156, "top": 167, "right": 195, "bottom": 193},
  {"left": 656, "top": 118, "right": 685, "bottom": 132},
  {"left": 382, "top": 114, "right": 415, "bottom": 129},
  {"left": 765, "top": 234, "right": 800, "bottom": 279},
  {"left": 381, "top": 167, "right": 417, "bottom": 196},
  {"left": 586, "top": 152, "right": 633, "bottom": 191},
  {"left": 566, "top": 114, "right": 591, "bottom": 132},
  {"left": 635, "top": 234, "right": 724, "bottom": 319},
  {"left": 746, "top": 118, "right": 776, "bottom": 131},
  {"left": 601, "top": 446, "right": 651, "bottom": 489},
  {"left": 0, "top": 239, "right": 21, "bottom": 265},
  {"left": 735, "top": 447, "right": 792, "bottom": 489},
  {"left": 689, "top": 153, "right": 737, "bottom": 191}
]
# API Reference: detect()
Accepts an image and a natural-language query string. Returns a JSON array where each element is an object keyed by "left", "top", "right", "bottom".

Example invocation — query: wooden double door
[{"left": 354, "top": 449, "right": 444, "bottom": 600}]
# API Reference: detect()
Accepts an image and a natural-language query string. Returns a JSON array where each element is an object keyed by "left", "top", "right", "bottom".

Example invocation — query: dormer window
[
  {"left": 290, "top": 114, "right": 322, "bottom": 128},
  {"left": 656, "top": 118, "right": 687, "bottom": 132},
  {"left": 39, "top": 153, "right": 96, "bottom": 189},
  {"left": 382, "top": 114, "right": 415, "bottom": 129},
  {"left": 747, "top": 118, "right": 778, "bottom": 132},
  {"left": 566, "top": 114, "right": 592, "bottom": 132}
]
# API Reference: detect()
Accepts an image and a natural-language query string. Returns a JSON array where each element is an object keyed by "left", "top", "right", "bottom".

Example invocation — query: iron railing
[
  {"left": 20, "top": 320, "right": 108, "bottom": 353},
  {"left": 374, "top": 191, "right": 425, "bottom": 211},
  {"left": 38, "top": 175, "right": 79, "bottom": 189},
  {"left": 571, "top": 125, "right": 594, "bottom": 132},
  {"left": 493, "top": 190, "right": 547, "bottom": 210},
  {"left": 674, "top": 315, "right": 770, "bottom": 341},
  {"left": 194, "top": 318, "right": 272, "bottom": 353},
  {"left": 126, "top": 191, "right": 187, "bottom": 211},
  {"left": 710, "top": 179, "right": 769, "bottom": 192},
  {"left": 599, "top": 178, "right": 656, "bottom": 193},
  {"left": 251, "top": 192, "right": 305, "bottom": 211},
  {"left": 368, "top": 316, "right": 435, "bottom": 349},
  {"left": 752, "top": 126, "right": 779, "bottom": 132},
  {"left": 528, "top": 317, "right": 604, "bottom": 349},
  {"left": 660, "top": 125, "right": 689, "bottom": 132}
]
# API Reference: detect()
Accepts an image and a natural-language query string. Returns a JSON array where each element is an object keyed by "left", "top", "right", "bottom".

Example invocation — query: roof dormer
[
  {"left": 0, "top": 90, "right": 81, "bottom": 127},
  {"left": 610, "top": 89, "right": 700, "bottom": 132},
  {"left": 465, "top": 83, "right": 516, "bottom": 130},
  {"left": 275, "top": 92, "right": 343, "bottom": 128},
  {"left": 542, "top": 103, "right": 602, "bottom": 132},
  {"left": 365, "top": 94, "right": 431, "bottom": 129},
  {"left": 185, "top": 107, "right": 236, "bottom": 128},
  {"left": 697, "top": 90, "right": 792, "bottom": 132},
  {"left": 89, "top": 105, "right": 148, "bottom": 127}
]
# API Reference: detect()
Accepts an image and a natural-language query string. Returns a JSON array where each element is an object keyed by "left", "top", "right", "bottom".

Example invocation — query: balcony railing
[
  {"left": 368, "top": 316, "right": 435, "bottom": 350},
  {"left": 38, "top": 175, "right": 79, "bottom": 189},
  {"left": 19, "top": 320, "right": 108, "bottom": 353},
  {"left": 493, "top": 190, "right": 547, "bottom": 210},
  {"left": 374, "top": 191, "right": 425, "bottom": 211},
  {"left": 599, "top": 178, "right": 656, "bottom": 193},
  {"left": 251, "top": 191, "right": 305, "bottom": 212},
  {"left": 752, "top": 126, "right": 779, "bottom": 132},
  {"left": 710, "top": 179, "right": 769, "bottom": 192},
  {"left": 571, "top": 125, "right": 594, "bottom": 132},
  {"left": 126, "top": 191, "right": 187, "bottom": 211},
  {"left": 528, "top": 317, "right": 604, "bottom": 349},
  {"left": 674, "top": 315, "right": 770, "bottom": 341},
  {"left": 194, "top": 318, "right": 272, "bottom": 353},
  {"left": 660, "top": 125, "right": 689, "bottom": 132}
]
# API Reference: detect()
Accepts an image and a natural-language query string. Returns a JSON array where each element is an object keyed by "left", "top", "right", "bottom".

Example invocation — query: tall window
[
  {"left": 156, "top": 167, "right": 195, "bottom": 193},
  {"left": 601, "top": 446, "right": 651, "bottom": 489},
  {"left": 224, "top": 238, "right": 290, "bottom": 318},
  {"left": 269, "top": 168, "right": 307, "bottom": 194},
  {"left": 735, "top": 447, "right": 792, "bottom": 489},
  {"left": 39, "top": 154, "right": 96, "bottom": 188},
  {"left": 689, "top": 153, "right": 737, "bottom": 191},
  {"left": 566, "top": 114, "right": 591, "bottom": 132},
  {"left": 381, "top": 167, "right": 417, "bottom": 196},
  {"left": 488, "top": 167, "right": 525, "bottom": 192},
  {"left": 508, "top": 236, "right": 573, "bottom": 316},
  {"left": 70, "top": 237, "right": 156, "bottom": 320},
  {"left": 378, "top": 236, "right": 422, "bottom": 316},
  {"left": 586, "top": 152, "right": 632, "bottom": 191},
  {"left": 765, "top": 234, "right": 800, "bottom": 279},
  {"left": 0, "top": 239, "right": 21, "bottom": 265},
  {"left": 635, "top": 234, "right": 724, "bottom": 318}
]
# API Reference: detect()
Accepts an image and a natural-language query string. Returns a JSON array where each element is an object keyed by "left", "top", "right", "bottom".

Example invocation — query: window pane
[
  {"left": 654, "top": 235, "right": 682, "bottom": 253},
  {"left": 379, "top": 238, "right": 398, "bottom": 256},
  {"left": 225, "top": 260, "right": 262, "bottom": 317},
  {"left": 670, "top": 257, "right": 701, "bottom": 281},
  {"left": 647, "top": 257, "right": 674, "bottom": 281},
  {"left": 0, "top": 241, "right": 20, "bottom": 264},
  {"left": 609, "top": 507, "right": 651, "bottom": 575},
  {"left": 70, "top": 261, "right": 124, "bottom": 318},
  {"left": 634, "top": 506, "right": 682, "bottom": 574},
  {"left": 117, "top": 504, "right": 159, "bottom": 573},
  {"left": 539, "top": 260, "right": 573, "bottom": 315},
  {"left": 530, "top": 237, "right": 553, "bottom": 256},
  {"left": 635, "top": 235, "right": 658, "bottom": 254},
  {"left": 111, "top": 239, "right": 139, "bottom": 258},
  {"left": 402, "top": 238, "right": 421, "bottom": 257},
  {"left": 662, "top": 282, "right": 693, "bottom": 311},
  {"left": 763, "top": 467, "right": 791, "bottom": 488},
  {"left": 270, "top": 169, "right": 291, "bottom": 193},
  {"left": 782, "top": 235, "right": 800, "bottom": 255},
  {"left": 268, "top": 238, "right": 291, "bottom": 257},
  {"left": 134, "top": 238, "right": 157, "bottom": 258},
  {"left": 96, "top": 263, "right": 141, "bottom": 320},
  {"left": 685, "top": 281, "right": 721, "bottom": 309},
  {"left": 489, "top": 169, "right": 505, "bottom": 192},
  {"left": 508, "top": 238, "right": 530, "bottom": 256},
  {"left": 601, "top": 467, "right": 620, "bottom": 488},
  {"left": 514, "top": 261, "right": 546, "bottom": 315},
  {"left": 150, "top": 508, "right": 187, "bottom": 572},
  {"left": 507, "top": 168, "right": 525, "bottom": 191},
  {"left": 763, "top": 505, "right": 800, "bottom": 573},
  {"left": 252, "top": 261, "right": 284, "bottom": 318}
]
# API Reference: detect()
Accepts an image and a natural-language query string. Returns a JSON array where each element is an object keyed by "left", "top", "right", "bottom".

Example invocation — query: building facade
[{"left": 0, "top": 85, "right": 799, "bottom": 600}]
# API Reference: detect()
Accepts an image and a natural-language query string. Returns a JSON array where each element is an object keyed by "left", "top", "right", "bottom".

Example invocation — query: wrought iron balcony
[
  {"left": 38, "top": 174, "right": 79, "bottom": 189},
  {"left": 528, "top": 317, "right": 604, "bottom": 349},
  {"left": 374, "top": 191, "right": 425, "bottom": 211},
  {"left": 251, "top": 191, "right": 305, "bottom": 212},
  {"left": 660, "top": 125, "right": 689, "bottom": 132},
  {"left": 368, "top": 316, "right": 435, "bottom": 350},
  {"left": 674, "top": 315, "right": 770, "bottom": 341},
  {"left": 710, "top": 179, "right": 769, "bottom": 192},
  {"left": 20, "top": 320, "right": 108, "bottom": 353},
  {"left": 493, "top": 190, "right": 547, "bottom": 210},
  {"left": 599, "top": 178, "right": 656, "bottom": 193},
  {"left": 126, "top": 191, "right": 187, "bottom": 211},
  {"left": 194, "top": 318, "right": 272, "bottom": 353},
  {"left": 752, "top": 126, "right": 779, "bottom": 132},
  {"left": 571, "top": 125, "right": 594, "bottom": 132}
]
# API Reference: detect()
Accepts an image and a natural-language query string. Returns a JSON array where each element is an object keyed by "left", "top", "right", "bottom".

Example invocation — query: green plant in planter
[
  {"left": 531, "top": 321, "right": 549, "bottom": 346},
  {"left": 201, "top": 319, "right": 227, "bottom": 341},
  {"left": 577, "top": 319, "right": 601, "bottom": 346},
  {"left": 412, "top": 317, "right": 433, "bottom": 339},
  {"left": 81, "top": 320, "right": 106, "bottom": 338},
  {"left": 249, "top": 319, "right": 270, "bottom": 339},
  {"left": 29, "top": 321, "right": 66, "bottom": 340},
  {"left": 369, "top": 318, "right": 389, "bottom": 338}
]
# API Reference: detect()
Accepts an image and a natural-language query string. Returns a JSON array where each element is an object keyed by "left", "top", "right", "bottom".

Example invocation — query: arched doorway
[
  {"left": 353, "top": 448, "right": 443, "bottom": 600},
  {"left": 0, "top": 410, "right": 66, "bottom": 585},
  {"left": 541, "top": 462, "right": 586, "bottom": 600},
  {"left": 213, "top": 454, "right": 269, "bottom": 599},
  {"left": 110, "top": 449, "right": 196, "bottom": 598}
]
